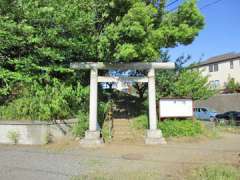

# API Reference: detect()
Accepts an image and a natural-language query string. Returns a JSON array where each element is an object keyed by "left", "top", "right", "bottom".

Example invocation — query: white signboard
[{"left": 159, "top": 99, "right": 193, "bottom": 118}]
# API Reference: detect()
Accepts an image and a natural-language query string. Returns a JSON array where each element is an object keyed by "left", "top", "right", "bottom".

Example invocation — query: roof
[{"left": 194, "top": 52, "right": 240, "bottom": 67}]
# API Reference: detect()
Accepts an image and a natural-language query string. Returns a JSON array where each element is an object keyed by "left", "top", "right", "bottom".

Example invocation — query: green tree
[
  {"left": 173, "top": 70, "right": 215, "bottom": 100},
  {"left": 156, "top": 55, "right": 215, "bottom": 100},
  {"left": 98, "top": 0, "right": 204, "bottom": 62},
  {"left": 0, "top": 0, "right": 96, "bottom": 100},
  {"left": 0, "top": 0, "right": 204, "bottom": 100}
]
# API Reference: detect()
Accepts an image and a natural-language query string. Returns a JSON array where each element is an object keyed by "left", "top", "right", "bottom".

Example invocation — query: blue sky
[{"left": 167, "top": 0, "right": 240, "bottom": 64}]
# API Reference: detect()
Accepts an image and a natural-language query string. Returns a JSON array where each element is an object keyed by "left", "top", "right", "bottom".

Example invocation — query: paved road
[{"left": 0, "top": 133, "right": 240, "bottom": 180}]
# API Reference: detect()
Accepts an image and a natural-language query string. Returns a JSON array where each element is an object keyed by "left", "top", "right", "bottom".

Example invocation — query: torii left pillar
[
  {"left": 80, "top": 68, "right": 103, "bottom": 146},
  {"left": 145, "top": 68, "right": 166, "bottom": 144}
]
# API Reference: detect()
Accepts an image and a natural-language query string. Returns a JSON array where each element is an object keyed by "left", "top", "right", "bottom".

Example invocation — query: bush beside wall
[
  {"left": 132, "top": 115, "right": 204, "bottom": 137},
  {"left": 0, "top": 80, "right": 89, "bottom": 121},
  {"left": 158, "top": 119, "right": 203, "bottom": 137}
]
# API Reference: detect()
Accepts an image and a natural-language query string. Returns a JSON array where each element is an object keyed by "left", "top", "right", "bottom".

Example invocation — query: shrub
[
  {"left": 98, "top": 101, "right": 112, "bottom": 128},
  {"left": 158, "top": 119, "right": 203, "bottom": 137},
  {"left": 71, "top": 111, "right": 89, "bottom": 137},
  {"left": 225, "top": 78, "right": 240, "bottom": 93},
  {"left": 0, "top": 80, "right": 89, "bottom": 121},
  {"left": 7, "top": 130, "right": 19, "bottom": 144},
  {"left": 132, "top": 115, "right": 148, "bottom": 129},
  {"left": 101, "top": 121, "right": 112, "bottom": 143},
  {"left": 71, "top": 101, "right": 111, "bottom": 137}
]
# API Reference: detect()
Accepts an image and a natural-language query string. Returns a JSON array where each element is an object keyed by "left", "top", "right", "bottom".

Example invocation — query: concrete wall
[
  {"left": 199, "top": 58, "right": 240, "bottom": 89},
  {"left": 195, "top": 93, "right": 240, "bottom": 113},
  {"left": 0, "top": 119, "right": 77, "bottom": 145}
]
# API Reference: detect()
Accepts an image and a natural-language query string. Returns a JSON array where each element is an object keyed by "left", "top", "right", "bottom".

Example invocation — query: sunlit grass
[{"left": 188, "top": 164, "right": 240, "bottom": 180}]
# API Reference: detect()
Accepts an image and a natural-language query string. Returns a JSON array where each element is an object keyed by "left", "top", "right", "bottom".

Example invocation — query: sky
[{"left": 167, "top": 0, "right": 240, "bottom": 64}]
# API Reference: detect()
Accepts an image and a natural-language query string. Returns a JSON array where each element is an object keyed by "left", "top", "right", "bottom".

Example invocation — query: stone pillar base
[
  {"left": 80, "top": 130, "right": 103, "bottom": 147},
  {"left": 145, "top": 130, "right": 167, "bottom": 145}
]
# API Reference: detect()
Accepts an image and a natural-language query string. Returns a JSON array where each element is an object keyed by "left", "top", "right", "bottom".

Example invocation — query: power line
[
  {"left": 200, "top": 0, "right": 224, "bottom": 10},
  {"left": 168, "top": 0, "right": 224, "bottom": 13},
  {"left": 166, "top": 0, "right": 179, "bottom": 7}
]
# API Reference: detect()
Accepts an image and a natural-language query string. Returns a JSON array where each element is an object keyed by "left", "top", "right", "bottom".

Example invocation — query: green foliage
[
  {"left": 71, "top": 101, "right": 111, "bottom": 137},
  {"left": 71, "top": 111, "right": 89, "bottom": 137},
  {"left": 190, "top": 165, "right": 240, "bottom": 180},
  {"left": 0, "top": 80, "right": 89, "bottom": 121},
  {"left": 98, "top": 101, "right": 112, "bottom": 128},
  {"left": 101, "top": 121, "right": 112, "bottom": 143},
  {"left": 173, "top": 70, "right": 215, "bottom": 100},
  {"left": 156, "top": 69, "right": 215, "bottom": 100},
  {"left": 225, "top": 78, "right": 240, "bottom": 93},
  {"left": 156, "top": 69, "right": 176, "bottom": 98},
  {"left": 132, "top": 115, "right": 148, "bottom": 129},
  {"left": 132, "top": 116, "right": 204, "bottom": 138},
  {"left": 158, "top": 119, "right": 203, "bottom": 137},
  {"left": 0, "top": 0, "right": 205, "bottom": 124},
  {"left": 0, "top": 0, "right": 96, "bottom": 99},
  {"left": 7, "top": 130, "right": 19, "bottom": 144},
  {"left": 98, "top": 0, "right": 204, "bottom": 62}
]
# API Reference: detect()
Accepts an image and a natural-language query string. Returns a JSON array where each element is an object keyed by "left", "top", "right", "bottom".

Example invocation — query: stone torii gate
[{"left": 71, "top": 62, "right": 175, "bottom": 146}]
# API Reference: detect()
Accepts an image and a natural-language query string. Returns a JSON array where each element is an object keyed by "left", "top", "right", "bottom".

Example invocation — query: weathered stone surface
[
  {"left": 0, "top": 119, "right": 77, "bottom": 145},
  {"left": 145, "top": 130, "right": 167, "bottom": 145},
  {"left": 80, "top": 130, "right": 103, "bottom": 147}
]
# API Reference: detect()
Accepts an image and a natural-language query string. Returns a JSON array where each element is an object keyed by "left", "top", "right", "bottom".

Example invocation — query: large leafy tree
[
  {"left": 156, "top": 56, "right": 215, "bottom": 100},
  {"left": 0, "top": 0, "right": 204, "bottom": 98},
  {"left": 98, "top": 0, "right": 204, "bottom": 62},
  {"left": 0, "top": 0, "right": 96, "bottom": 97}
]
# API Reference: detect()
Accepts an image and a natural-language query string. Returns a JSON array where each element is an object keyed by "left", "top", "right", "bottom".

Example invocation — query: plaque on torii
[{"left": 70, "top": 62, "right": 175, "bottom": 146}]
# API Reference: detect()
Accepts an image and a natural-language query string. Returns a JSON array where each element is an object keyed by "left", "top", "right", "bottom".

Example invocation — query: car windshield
[{"left": 205, "top": 108, "right": 217, "bottom": 112}]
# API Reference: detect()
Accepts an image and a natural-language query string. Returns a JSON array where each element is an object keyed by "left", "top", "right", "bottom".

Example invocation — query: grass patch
[
  {"left": 131, "top": 115, "right": 148, "bottom": 129},
  {"left": 71, "top": 170, "right": 161, "bottom": 180},
  {"left": 188, "top": 164, "right": 240, "bottom": 180},
  {"left": 131, "top": 115, "right": 221, "bottom": 140}
]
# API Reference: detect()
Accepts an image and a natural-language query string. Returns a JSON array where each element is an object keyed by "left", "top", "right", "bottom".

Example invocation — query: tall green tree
[
  {"left": 98, "top": 0, "right": 204, "bottom": 62},
  {"left": 173, "top": 70, "right": 215, "bottom": 100},
  {"left": 156, "top": 55, "right": 215, "bottom": 100},
  {"left": 0, "top": 0, "right": 204, "bottom": 99}
]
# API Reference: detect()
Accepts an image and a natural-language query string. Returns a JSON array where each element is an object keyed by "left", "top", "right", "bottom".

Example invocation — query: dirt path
[{"left": 0, "top": 133, "right": 239, "bottom": 180}]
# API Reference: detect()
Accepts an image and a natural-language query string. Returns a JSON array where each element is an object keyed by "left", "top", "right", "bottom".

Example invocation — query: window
[
  {"left": 214, "top": 80, "right": 220, "bottom": 88},
  {"left": 194, "top": 108, "right": 200, "bottom": 112},
  {"left": 209, "top": 64, "right": 218, "bottom": 72},
  {"left": 209, "top": 64, "right": 213, "bottom": 72},
  {"left": 230, "top": 60, "right": 234, "bottom": 69},
  {"left": 214, "top": 64, "right": 218, "bottom": 71},
  {"left": 210, "top": 80, "right": 220, "bottom": 89}
]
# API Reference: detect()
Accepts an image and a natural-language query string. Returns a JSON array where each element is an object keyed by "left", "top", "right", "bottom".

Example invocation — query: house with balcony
[{"left": 193, "top": 52, "right": 240, "bottom": 89}]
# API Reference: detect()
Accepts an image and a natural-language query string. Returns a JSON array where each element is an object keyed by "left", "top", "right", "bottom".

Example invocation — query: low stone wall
[
  {"left": 195, "top": 93, "right": 240, "bottom": 113},
  {"left": 0, "top": 119, "right": 77, "bottom": 145}
]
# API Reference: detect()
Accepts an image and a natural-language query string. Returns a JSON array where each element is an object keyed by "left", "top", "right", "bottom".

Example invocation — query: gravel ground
[{"left": 0, "top": 133, "right": 239, "bottom": 180}]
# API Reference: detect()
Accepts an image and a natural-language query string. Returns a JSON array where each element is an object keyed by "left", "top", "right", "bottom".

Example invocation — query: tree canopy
[
  {"left": 156, "top": 56, "right": 215, "bottom": 100},
  {"left": 0, "top": 0, "right": 204, "bottom": 98}
]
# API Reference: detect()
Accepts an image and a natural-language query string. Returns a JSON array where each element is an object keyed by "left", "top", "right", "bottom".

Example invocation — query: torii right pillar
[{"left": 145, "top": 68, "right": 166, "bottom": 144}]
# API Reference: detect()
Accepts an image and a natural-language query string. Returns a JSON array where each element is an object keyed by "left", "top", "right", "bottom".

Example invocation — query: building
[{"left": 194, "top": 52, "right": 240, "bottom": 89}]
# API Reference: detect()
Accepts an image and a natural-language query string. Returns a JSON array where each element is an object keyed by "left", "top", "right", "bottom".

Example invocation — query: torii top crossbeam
[{"left": 70, "top": 62, "right": 175, "bottom": 70}]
